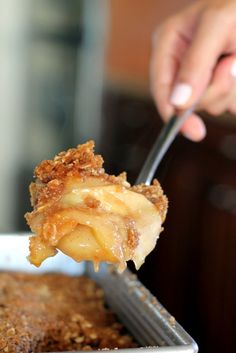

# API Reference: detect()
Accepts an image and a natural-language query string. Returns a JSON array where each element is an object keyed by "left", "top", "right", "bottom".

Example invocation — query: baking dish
[{"left": 0, "top": 233, "right": 198, "bottom": 353}]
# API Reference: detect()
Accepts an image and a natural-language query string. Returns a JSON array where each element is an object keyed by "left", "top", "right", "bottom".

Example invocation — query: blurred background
[{"left": 0, "top": 1, "right": 235, "bottom": 352}]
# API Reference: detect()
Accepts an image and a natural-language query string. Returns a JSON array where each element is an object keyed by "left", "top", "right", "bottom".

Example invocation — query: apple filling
[{"left": 25, "top": 141, "right": 168, "bottom": 272}]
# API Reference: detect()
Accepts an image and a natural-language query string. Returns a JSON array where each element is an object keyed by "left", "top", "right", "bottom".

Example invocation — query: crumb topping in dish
[{"left": 0, "top": 272, "right": 137, "bottom": 352}]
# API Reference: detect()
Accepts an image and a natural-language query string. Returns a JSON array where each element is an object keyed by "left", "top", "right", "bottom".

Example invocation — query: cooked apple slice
[{"left": 25, "top": 141, "right": 168, "bottom": 272}]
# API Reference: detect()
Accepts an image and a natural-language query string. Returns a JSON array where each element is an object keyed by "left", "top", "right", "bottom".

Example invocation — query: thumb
[{"left": 169, "top": 11, "right": 231, "bottom": 108}]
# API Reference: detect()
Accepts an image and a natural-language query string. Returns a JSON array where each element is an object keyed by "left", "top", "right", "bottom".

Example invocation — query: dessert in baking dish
[
  {"left": 25, "top": 141, "right": 168, "bottom": 271},
  {"left": 0, "top": 272, "right": 136, "bottom": 352}
]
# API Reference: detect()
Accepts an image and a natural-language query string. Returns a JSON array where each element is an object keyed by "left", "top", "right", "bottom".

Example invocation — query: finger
[
  {"left": 200, "top": 55, "right": 236, "bottom": 112},
  {"left": 150, "top": 3, "right": 201, "bottom": 119},
  {"left": 151, "top": 3, "right": 203, "bottom": 121},
  {"left": 150, "top": 19, "right": 188, "bottom": 120},
  {"left": 229, "top": 86, "right": 236, "bottom": 114},
  {"left": 181, "top": 113, "right": 206, "bottom": 142},
  {"left": 229, "top": 104, "right": 236, "bottom": 114},
  {"left": 209, "top": 85, "right": 236, "bottom": 115},
  {"left": 206, "top": 97, "right": 231, "bottom": 116},
  {"left": 150, "top": 53, "right": 177, "bottom": 120},
  {"left": 170, "top": 10, "right": 233, "bottom": 109}
]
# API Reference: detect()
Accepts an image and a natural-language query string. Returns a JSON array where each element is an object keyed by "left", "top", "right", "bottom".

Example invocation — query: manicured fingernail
[
  {"left": 170, "top": 83, "right": 192, "bottom": 106},
  {"left": 230, "top": 60, "right": 236, "bottom": 78}
]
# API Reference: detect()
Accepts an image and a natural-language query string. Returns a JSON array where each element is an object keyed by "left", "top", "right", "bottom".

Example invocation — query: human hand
[{"left": 151, "top": 0, "right": 236, "bottom": 141}]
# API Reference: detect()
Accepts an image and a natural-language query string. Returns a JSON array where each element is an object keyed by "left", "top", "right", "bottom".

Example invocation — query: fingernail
[
  {"left": 230, "top": 60, "right": 236, "bottom": 78},
  {"left": 170, "top": 83, "right": 192, "bottom": 106}
]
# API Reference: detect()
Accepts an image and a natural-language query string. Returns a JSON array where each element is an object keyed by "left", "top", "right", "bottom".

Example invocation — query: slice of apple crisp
[{"left": 25, "top": 141, "right": 168, "bottom": 272}]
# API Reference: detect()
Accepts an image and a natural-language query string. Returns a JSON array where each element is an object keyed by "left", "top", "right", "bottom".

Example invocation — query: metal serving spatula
[{"left": 136, "top": 103, "right": 198, "bottom": 185}]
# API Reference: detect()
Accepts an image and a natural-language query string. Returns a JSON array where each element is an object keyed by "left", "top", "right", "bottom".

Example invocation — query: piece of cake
[
  {"left": 0, "top": 272, "right": 136, "bottom": 352},
  {"left": 25, "top": 141, "right": 168, "bottom": 271}
]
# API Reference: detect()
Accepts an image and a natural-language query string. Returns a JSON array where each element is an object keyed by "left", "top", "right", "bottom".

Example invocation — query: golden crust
[
  {"left": 34, "top": 141, "right": 104, "bottom": 183},
  {"left": 27, "top": 140, "right": 167, "bottom": 218},
  {"left": 29, "top": 141, "right": 130, "bottom": 210}
]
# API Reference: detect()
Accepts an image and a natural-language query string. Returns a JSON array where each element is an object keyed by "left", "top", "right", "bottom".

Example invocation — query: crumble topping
[{"left": 0, "top": 272, "right": 137, "bottom": 352}]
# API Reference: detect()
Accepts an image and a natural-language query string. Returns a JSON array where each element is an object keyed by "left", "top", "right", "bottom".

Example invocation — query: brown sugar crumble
[
  {"left": 27, "top": 140, "right": 167, "bottom": 217},
  {"left": 0, "top": 272, "right": 137, "bottom": 352}
]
